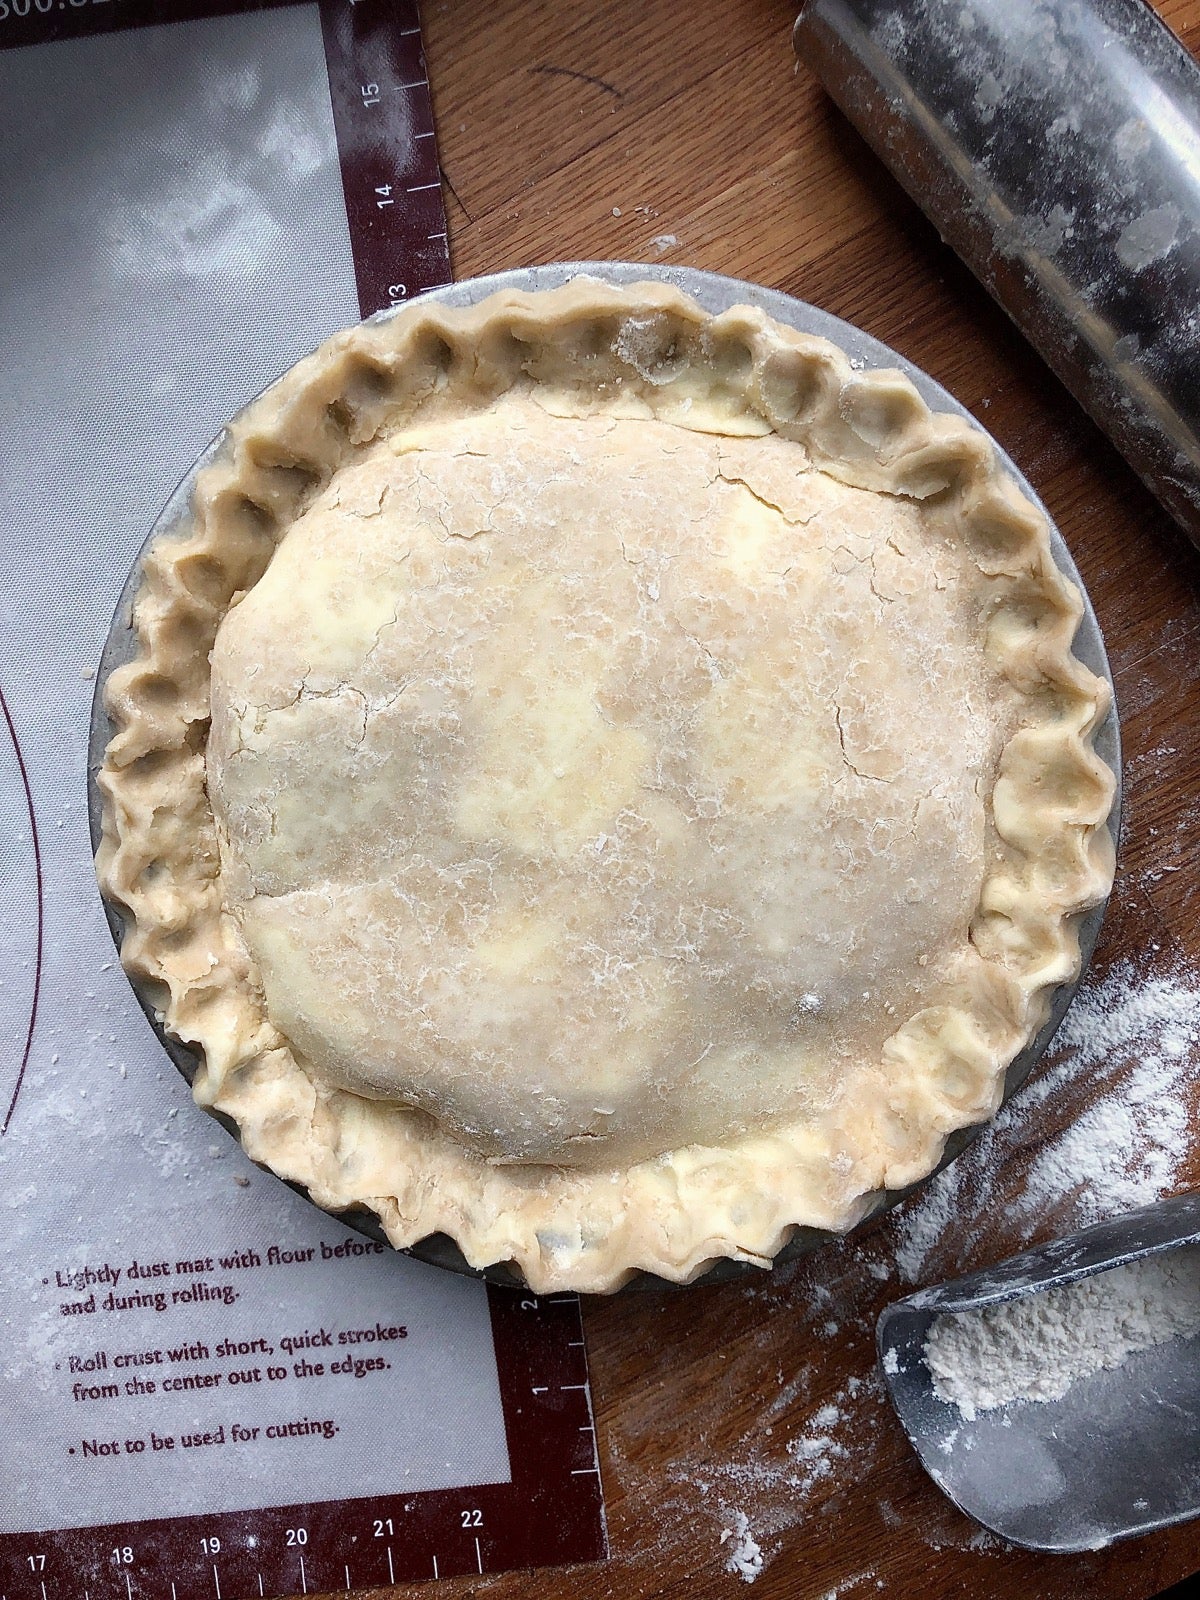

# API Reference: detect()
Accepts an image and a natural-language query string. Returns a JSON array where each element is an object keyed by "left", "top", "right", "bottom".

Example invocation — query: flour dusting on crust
[{"left": 95, "top": 279, "right": 1116, "bottom": 1292}]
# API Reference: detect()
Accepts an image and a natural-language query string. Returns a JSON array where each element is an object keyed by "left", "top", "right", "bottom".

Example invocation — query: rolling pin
[{"left": 794, "top": 0, "right": 1200, "bottom": 544}]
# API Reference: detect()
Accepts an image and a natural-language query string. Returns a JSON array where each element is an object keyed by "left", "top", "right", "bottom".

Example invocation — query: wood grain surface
[{"left": 392, "top": 3, "right": 1200, "bottom": 1597}]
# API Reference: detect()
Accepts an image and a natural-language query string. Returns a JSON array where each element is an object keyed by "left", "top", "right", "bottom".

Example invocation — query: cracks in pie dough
[{"left": 96, "top": 280, "right": 1116, "bottom": 1291}]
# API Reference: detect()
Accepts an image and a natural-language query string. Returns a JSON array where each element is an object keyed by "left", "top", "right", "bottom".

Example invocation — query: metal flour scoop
[{"left": 877, "top": 1190, "right": 1200, "bottom": 1551}]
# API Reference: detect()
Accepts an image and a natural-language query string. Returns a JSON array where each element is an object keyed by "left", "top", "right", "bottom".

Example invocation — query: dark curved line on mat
[{"left": 0, "top": 684, "right": 43, "bottom": 1136}]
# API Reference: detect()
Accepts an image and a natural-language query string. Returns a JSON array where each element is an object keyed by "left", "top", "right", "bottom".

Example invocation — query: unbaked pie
[{"left": 97, "top": 279, "right": 1116, "bottom": 1291}]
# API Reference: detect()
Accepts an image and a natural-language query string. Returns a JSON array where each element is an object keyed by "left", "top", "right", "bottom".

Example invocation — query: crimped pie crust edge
[{"left": 95, "top": 279, "right": 1116, "bottom": 1292}]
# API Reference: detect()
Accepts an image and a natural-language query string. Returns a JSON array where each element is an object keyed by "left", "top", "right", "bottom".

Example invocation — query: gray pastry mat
[
  {"left": 88, "top": 262, "right": 1123, "bottom": 1291},
  {"left": 0, "top": 15, "right": 599, "bottom": 1585}
]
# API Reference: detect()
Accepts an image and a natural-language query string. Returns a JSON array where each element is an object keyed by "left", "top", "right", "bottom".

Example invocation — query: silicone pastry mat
[{"left": 0, "top": 4, "right": 606, "bottom": 1596}]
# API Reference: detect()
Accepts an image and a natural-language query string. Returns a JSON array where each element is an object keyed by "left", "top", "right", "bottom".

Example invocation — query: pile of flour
[
  {"left": 719, "top": 1511, "right": 764, "bottom": 1583},
  {"left": 924, "top": 1244, "right": 1200, "bottom": 1419}
]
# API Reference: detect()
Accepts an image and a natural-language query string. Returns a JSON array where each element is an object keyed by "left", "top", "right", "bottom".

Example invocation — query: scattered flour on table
[
  {"left": 719, "top": 1512, "right": 764, "bottom": 1583},
  {"left": 924, "top": 1246, "right": 1200, "bottom": 1418},
  {"left": 785, "top": 1400, "right": 851, "bottom": 1493},
  {"left": 618, "top": 957, "right": 1200, "bottom": 1586},
  {"left": 891, "top": 959, "right": 1200, "bottom": 1283},
  {"left": 684, "top": 1370, "right": 886, "bottom": 1583}
]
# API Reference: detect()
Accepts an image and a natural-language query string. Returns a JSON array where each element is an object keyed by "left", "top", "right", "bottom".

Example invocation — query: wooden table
[{"left": 406, "top": 3, "right": 1200, "bottom": 1596}]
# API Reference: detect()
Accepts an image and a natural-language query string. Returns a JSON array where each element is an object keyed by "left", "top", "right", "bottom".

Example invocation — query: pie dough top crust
[{"left": 97, "top": 280, "right": 1116, "bottom": 1292}]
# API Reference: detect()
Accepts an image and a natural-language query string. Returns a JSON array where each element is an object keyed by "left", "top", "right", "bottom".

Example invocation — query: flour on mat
[
  {"left": 924, "top": 1246, "right": 1200, "bottom": 1419},
  {"left": 719, "top": 1512, "right": 764, "bottom": 1584},
  {"left": 890, "top": 959, "right": 1200, "bottom": 1283}
]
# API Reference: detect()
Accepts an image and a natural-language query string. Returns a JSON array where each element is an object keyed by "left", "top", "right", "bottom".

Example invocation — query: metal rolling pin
[{"left": 794, "top": 0, "right": 1200, "bottom": 544}]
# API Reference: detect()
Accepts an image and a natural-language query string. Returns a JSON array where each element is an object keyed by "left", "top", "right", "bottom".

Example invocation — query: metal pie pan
[{"left": 88, "top": 262, "right": 1122, "bottom": 1292}]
